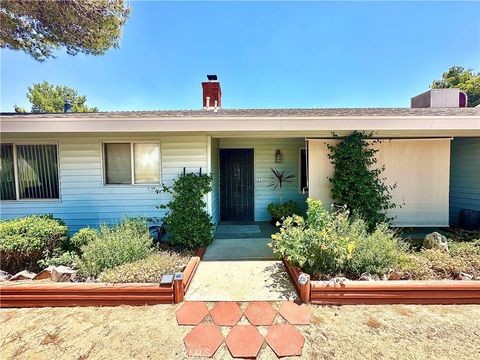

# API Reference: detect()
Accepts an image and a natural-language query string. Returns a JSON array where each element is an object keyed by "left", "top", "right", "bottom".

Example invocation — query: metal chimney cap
[{"left": 207, "top": 74, "right": 218, "bottom": 81}]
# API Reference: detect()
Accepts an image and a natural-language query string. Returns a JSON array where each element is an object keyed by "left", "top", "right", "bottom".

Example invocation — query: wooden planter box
[
  {"left": 0, "top": 248, "right": 205, "bottom": 308},
  {"left": 284, "top": 259, "right": 480, "bottom": 305}
]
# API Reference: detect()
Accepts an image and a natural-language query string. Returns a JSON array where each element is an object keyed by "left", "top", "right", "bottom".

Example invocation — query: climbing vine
[
  {"left": 327, "top": 131, "right": 396, "bottom": 231},
  {"left": 158, "top": 172, "right": 214, "bottom": 249}
]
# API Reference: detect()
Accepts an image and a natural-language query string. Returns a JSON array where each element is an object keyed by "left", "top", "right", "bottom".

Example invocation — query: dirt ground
[{"left": 1, "top": 303, "right": 479, "bottom": 360}]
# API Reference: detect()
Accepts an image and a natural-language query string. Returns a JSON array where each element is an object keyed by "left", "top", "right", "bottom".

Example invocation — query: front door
[{"left": 220, "top": 149, "right": 254, "bottom": 221}]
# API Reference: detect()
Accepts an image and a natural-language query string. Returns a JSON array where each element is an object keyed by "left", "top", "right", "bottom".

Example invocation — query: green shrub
[
  {"left": 78, "top": 218, "right": 152, "bottom": 277},
  {"left": 158, "top": 173, "right": 214, "bottom": 249},
  {"left": 0, "top": 215, "right": 68, "bottom": 273},
  {"left": 349, "top": 224, "right": 405, "bottom": 276},
  {"left": 70, "top": 227, "right": 99, "bottom": 249},
  {"left": 98, "top": 248, "right": 193, "bottom": 283},
  {"left": 267, "top": 201, "right": 299, "bottom": 223},
  {"left": 38, "top": 249, "right": 80, "bottom": 268},
  {"left": 327, "top": 131, "right": 396, "bottom": 231},
  {"left": 271, "top": 199, "right": 402, "bottom": 279}
]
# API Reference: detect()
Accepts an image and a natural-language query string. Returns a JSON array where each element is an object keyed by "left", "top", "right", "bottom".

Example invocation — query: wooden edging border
[
  {"left": 283, "top": 258, "right": 480, "bottom": 305},
  {"left": 0, "top": 247, "right": 206, "bottom": 308}
]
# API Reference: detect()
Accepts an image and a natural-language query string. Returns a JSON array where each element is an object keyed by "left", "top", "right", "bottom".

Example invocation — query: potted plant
[{"left": 266, "top": 168, "right": 299, "bottom": 225}]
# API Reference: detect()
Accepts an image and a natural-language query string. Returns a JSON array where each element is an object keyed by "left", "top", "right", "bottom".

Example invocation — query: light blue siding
[
  {"left": 450, "top": 137, "right": 480, "bottom": 226},
  {"left": 218, "top": 138, "right": 307, "bottom": 221},
  {"left": 1, "top": 134, "right": 208, "bottom": 232}
]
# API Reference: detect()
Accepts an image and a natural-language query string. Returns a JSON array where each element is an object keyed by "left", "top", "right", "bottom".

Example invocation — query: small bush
[
  {"left": 70, "top": 227, "right": 99, "bottom": 249},
  {"left": 158, "top": 173, "right": 214, "bottom": 249},
  {"left": 267, "top": 201, "right": 299, "bottom": 223},
  {"left": 38, "top": 249, "right": 80, "bottom": 269},
  {"left": 271, "top": 199, "right": 402, "bottom": 279},
  {"left": 78, "top": 218, "right": 152, "bottom": 277},
  {"left": 349, "top": 224, "right": 405, "bottom": 276},
  {"left": 0, "top": 215, "right": 68, "bottom": 273},
  {"left": 98, "top": 247, "right": 193, "bottom": 283}
]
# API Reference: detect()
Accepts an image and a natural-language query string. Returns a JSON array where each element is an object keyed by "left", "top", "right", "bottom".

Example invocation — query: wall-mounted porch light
[{"left": 275, "top": 149, "right": 282, "bottom": 163}]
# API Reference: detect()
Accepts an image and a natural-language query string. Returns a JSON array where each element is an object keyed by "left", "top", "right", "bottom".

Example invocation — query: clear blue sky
[{"left": 1, "top": 1, "right": 479, "bottom": 112}]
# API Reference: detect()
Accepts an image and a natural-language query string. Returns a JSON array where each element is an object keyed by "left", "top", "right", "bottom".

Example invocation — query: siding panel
[
  {"left": 450, "top": 137, "right": 480, "bottom": 226},
  {"left": 1, "top": 134, "right": 207, "bottom": 232}
]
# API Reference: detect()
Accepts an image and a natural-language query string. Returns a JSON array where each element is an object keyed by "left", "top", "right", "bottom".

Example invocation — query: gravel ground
[{"left": 1, "top": 304, "right": 479, "bottom": 360}]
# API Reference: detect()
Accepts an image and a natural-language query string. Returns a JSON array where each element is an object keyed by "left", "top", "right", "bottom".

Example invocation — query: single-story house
[{"left": 1, "top": 79, "right": 479, "bottom": 232}]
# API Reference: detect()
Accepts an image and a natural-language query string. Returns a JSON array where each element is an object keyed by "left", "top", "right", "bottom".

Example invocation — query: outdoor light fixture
[{"left": 275, "top": 149, "right": 282, "bottom": 163}]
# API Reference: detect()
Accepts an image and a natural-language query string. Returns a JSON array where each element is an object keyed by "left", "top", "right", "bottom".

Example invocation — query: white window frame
[
  {"left": 102, "top": 141, "right": 161, "bottom": 186},
  {"left": 0, "top": 141, "right": 60, "bottom": 201},
  {"left": 298, "top": 147, "right": 308, "bottom": 194}
]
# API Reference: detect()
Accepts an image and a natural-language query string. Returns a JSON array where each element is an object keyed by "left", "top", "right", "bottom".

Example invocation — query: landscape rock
[
  {"left": 0, "top": 270, "right": 12, "bottom": 281},
  {"left": 33, "top": 266, "right": 54, "bottom": 280},
  {"left": 458, "top": 272, "right": 473, "bottom": 280},
  {"left": 9, "top": 270, "right": 36, "bottom": 281},
  {"left": 359, "top": 273, "right": 373, "bottom": 281},
  {"left": 387, "top": 269, "right": 401, "bottom": 280},
  {"left": 51, "top": 266, "right": 77, "bottom": 282},
  {"left": 423, "top": 232, "right": 448, "bottom": 252}
]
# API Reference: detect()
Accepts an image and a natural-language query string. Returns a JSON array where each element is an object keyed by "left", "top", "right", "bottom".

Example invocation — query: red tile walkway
[
  {"left": 225, "top": 325, "right": 264, "bottom": 358},
  {"left": 278, "top": 302, "right": 312, "bottom": 325},
  {"left": 183, "top": 324, "right": 223, "bottom": 357},
  {"left": 175, "top": 301, "right": 209, "bottom": 325},
  {"left": 176, "top": 301, "right": 309, "bottom": 359},
  {"left": 210, "top": 302, "right": 243, "bottom": 326},
  {"left": 244, "top": 301, "right": 277, "bottom": 326}
]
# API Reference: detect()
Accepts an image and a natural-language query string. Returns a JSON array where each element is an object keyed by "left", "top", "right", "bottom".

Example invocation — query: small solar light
[
  {"left": 174, "top": 272, "right": 183, "bottom": 281},
  {"left": 298, "top": 273, "right": 309, "bottom": 285},
  {"left": 160, "top": 274, "right": 174, "bottom": 285}
]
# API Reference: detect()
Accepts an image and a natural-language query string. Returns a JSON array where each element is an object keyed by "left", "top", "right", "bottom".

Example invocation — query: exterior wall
[
  {"left": 0, "top": 133, "right": 208, "bottom": 232},
  {"left": 210, "top": 137, "right": 220, "bottom": 224},
  {"left": 218, "top": 138, "right": 307, "bottom": 221},
  {"left": 308, "top": 138, "right": 451, "bottom": 227},
  {"left": 450, "top": 137, "right": 480, "bottom": 226}
]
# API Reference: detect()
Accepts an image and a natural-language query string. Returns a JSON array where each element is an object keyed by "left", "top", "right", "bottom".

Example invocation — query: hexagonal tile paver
[
  {"left": 210, "top": 302, "right": 243, "bottom": 326},
  {"left": 265, "top": 323, "right": 305, "bottom": 357},
  {"left": 176, "top": 301, "right": 209, "bottom": 325},
  {"left": 184, "top": 324, "right": 223, "bottom": 358},
  {"left": 279, "top": 302, "right": 311, "bottom": 325},
  {"left": 244, "top": 301, "right": 277, "bottom": 326},
  {"left": 225, "top": 325, "right": 264, "bottom": 358}
]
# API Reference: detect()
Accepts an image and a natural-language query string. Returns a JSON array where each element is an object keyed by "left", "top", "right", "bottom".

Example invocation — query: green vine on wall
[
  {"left": 327, "top": 131, "right": 396, "bottom": 231},
  {"left": 157, "top": 172, "right": 214, "bottom": 249}
]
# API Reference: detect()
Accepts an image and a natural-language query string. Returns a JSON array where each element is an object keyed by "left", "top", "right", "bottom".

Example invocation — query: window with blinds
[
  {"left": 0, "top": 143, "right": 59, "bottom": 200},
  {"left": 1, "top": 144, "right": 16, "bottom": 200},
  {"left": 104, "top": 142, "right": 160, "bottom": 185}
]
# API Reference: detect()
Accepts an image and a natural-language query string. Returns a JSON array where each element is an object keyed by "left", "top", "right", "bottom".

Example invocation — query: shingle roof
[{"left": 1, "top": 107, "right": 479, "bottom": 119}]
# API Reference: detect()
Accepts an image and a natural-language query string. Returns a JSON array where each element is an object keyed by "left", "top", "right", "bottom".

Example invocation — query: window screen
[
  {"left": 16, "top": 144, "right": 59, "bottom": 199},
  {"left": 104, "top": 143, "right": 132, "bottom": 184},
  {"left": 1, "top": 144, "right": 16, "bottom": 200}
]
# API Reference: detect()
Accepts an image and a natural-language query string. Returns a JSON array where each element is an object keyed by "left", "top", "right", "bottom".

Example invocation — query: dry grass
[
  {"left": 98, "top": 247, "right": 193, "bottom": 283},
  {"left": 1, "top": 303, "right": 480, "bottom": 360}
]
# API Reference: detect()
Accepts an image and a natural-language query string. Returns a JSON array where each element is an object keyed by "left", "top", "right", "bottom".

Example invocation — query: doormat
[{"left": 216, "top": 225, "right": 261, "bottom": 234}]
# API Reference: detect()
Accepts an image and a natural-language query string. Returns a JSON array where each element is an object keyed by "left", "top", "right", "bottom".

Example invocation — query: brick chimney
[{"left": 202, "top": 75, "right": 221, "bottom": 109}]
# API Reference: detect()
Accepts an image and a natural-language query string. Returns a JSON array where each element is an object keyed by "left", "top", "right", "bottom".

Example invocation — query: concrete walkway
[
  {"left": 185, "top": 261, "right": 298, "bottom": 301},
  {"left": 203, "top": 238, "right": 278, "bottom": 260},
  {"left": 203, "top": 222, "right": 278, "bottom": 260}
]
